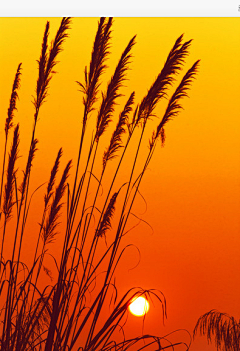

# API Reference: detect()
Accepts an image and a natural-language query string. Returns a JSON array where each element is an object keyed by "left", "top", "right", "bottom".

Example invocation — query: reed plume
[
  {"left": 26, "top": 149, "right": 63, "bottom": 334},
  {"left": 34, "top": 17, "right": 71, "bottom": 120},
  {"left": 43, "top": 160, "right": 72, "bottom": 245},
  {"left": 96, "top": 192, "right": 118, "bottom": 238},
  {"left": 43, "top": 265, "right": 53, "bottom": 281},
  {"left": 19, "top": 139, "right": 38, "bottom": 202},
  {"left": 0, "top": 64, "right": 22, "bottom": 215},
  {"left": 3, "top": 124, "right": 20, "bottom": 221},
  {"left": 69, "top": 18, "right": 112, "bottom": 222},
  {"left": 150, "top": 60, "right": 200, "bottom": 149},
  {"left": 44, "top": 148, "right": 63, "bottom": 208},
  {"left": 88, "top": 18, "right": 112, "bottom": 86},
  {"left": 5, "top": 63, "right": 22, "bottom": 137},
  {"left": 31, "top": 295, "right": 52, "bottom": 330},
  {"left": 77, "top": 18, "right": 113, "bottom": 127},
  {"left": 193, "top": 310, "right": 240, "bottom": 351},
  {"left": 96, "top": 36, "right": 136, "bottom": 141},
  {"left": 35, "top": 21, "right": 49, "bottom": 112},
  {"left": 19, "top": 295, "right": 52, "bottom": 348},
  {"left": 137, "top": 34, "right": 192, "bottom": 126},
  {"left": 45, "top": 17, "right": 71, "bottom": 86},
  {"left": 103, "top": 92, "right": 135, "bottom": 168}
]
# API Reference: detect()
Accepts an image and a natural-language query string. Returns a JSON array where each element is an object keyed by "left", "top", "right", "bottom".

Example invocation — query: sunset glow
[{"left": 0, "top": 17, "right": 239, "bottom": 351}]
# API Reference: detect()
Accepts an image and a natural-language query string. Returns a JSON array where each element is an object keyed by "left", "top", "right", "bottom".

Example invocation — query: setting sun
[{"left": 129, "top": 296, "right": 150, "bottom": 317}]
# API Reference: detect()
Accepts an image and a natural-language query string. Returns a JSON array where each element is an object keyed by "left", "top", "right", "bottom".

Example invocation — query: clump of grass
[
  {"left": 0, "top": 17, "right": 199, "bottom": 351},
  {"left": 193, "top": 310, "right": 240, "bottom": 351}
]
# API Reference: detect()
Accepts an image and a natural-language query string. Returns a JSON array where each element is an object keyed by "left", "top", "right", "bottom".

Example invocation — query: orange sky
[{"left": 0, "top": 17, "right": 240, "bottom": 351}]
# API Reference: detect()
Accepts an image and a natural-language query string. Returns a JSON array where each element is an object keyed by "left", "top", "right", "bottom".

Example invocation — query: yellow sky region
[{"left": 0, "top": 18, "right": 240, "bottom": 351}]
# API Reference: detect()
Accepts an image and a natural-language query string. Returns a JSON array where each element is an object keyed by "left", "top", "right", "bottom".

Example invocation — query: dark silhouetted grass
[
  {"left": 194, "top": 310, "right": 240, "bottom": 351},
  {"left": 0, "top": 17, "right": 199, "bottom": 351}
]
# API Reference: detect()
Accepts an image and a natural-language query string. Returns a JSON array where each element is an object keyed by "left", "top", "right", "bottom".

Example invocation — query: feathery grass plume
[
  {"left": 77, "top": 18, "right": 113, "bottom": 126},
  {"left": 3, "top": 124, "right": 20, "bottom": 221},
  {"left": 193, "top": 310, "right": 240, "bottom": 351},
  {"left": 68, "top": 19, "right": 112, "bottom": 222},
  {"left": 43, "top": 160, "right": 72, "bottom": 245},
  {"left": 0, "top": 64, "right": 22, "bottom": 216},
  {"left": 103, "top": 92, "right": 135, "bottom": 168},
  {"left": 96, "top": 192, "right": 118, "bottom": 238},
  {"left": 88, "top": 18, "right": 112, "bottom": 85},
  {"left": 137, "top": 35, "right": 192, "bottom": 126},
  {"left": 26, "top": 146, "right": 62, "bottom": 335},
  {"left": 44, "top": 148, "right": 63, "bottom": 208},
  {"left": 34, "top": 18, "right": 71, "bottom": 119},
  {"left": 5, "top": 64, "right": 22, "bottom": 137},
  {"left": 150, "top": 60, "right": 200, "bottom": 150},
  {"left": 23, "top": 295, "right": 52, "bottom": 345},
  {"left": 96, "top": 36, "right": 136, "bottom": 141},
  {"left": 35, "top": 21, "right": 49, "bottom": 110},
  {"left": 43, "top": 265, "right": 53, "bottom": 281},
  {"left": 45, "top": 17, "right": 71, "bottom": 84},
  {"left": 19, "top": 139, "right": 38, "bottom": 201}
]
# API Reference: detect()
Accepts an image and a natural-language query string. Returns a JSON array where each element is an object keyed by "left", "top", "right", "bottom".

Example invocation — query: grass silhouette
[
  {"left": 194, "top": 310, "right": 240, "bottom": 351},
  {"left": 0, "top": 17, "right": 199, "bottom": 350}
]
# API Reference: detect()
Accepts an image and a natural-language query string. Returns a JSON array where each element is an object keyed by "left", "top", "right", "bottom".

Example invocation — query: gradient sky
[{"left": 0, "top": 17, "right": 239, "bottom": 351}]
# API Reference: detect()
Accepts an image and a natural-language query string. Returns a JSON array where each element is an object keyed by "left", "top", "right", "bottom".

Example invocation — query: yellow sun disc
[{"left": 129, "top": 296, "right": 150, "bottom": 317}]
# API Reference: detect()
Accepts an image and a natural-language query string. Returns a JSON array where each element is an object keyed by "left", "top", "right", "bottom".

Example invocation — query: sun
[{"left": 129, "top": 296, "right": 150, "bottom": 317}]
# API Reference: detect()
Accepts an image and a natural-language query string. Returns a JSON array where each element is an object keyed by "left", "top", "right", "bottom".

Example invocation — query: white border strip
[{"left": 0, "top": 0, "right": 240, "bottom": 17}]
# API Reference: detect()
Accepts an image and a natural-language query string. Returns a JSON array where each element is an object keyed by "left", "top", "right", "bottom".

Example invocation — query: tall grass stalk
[{"left": 0, "top": 17, "right": 199, "bottom": 351}]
